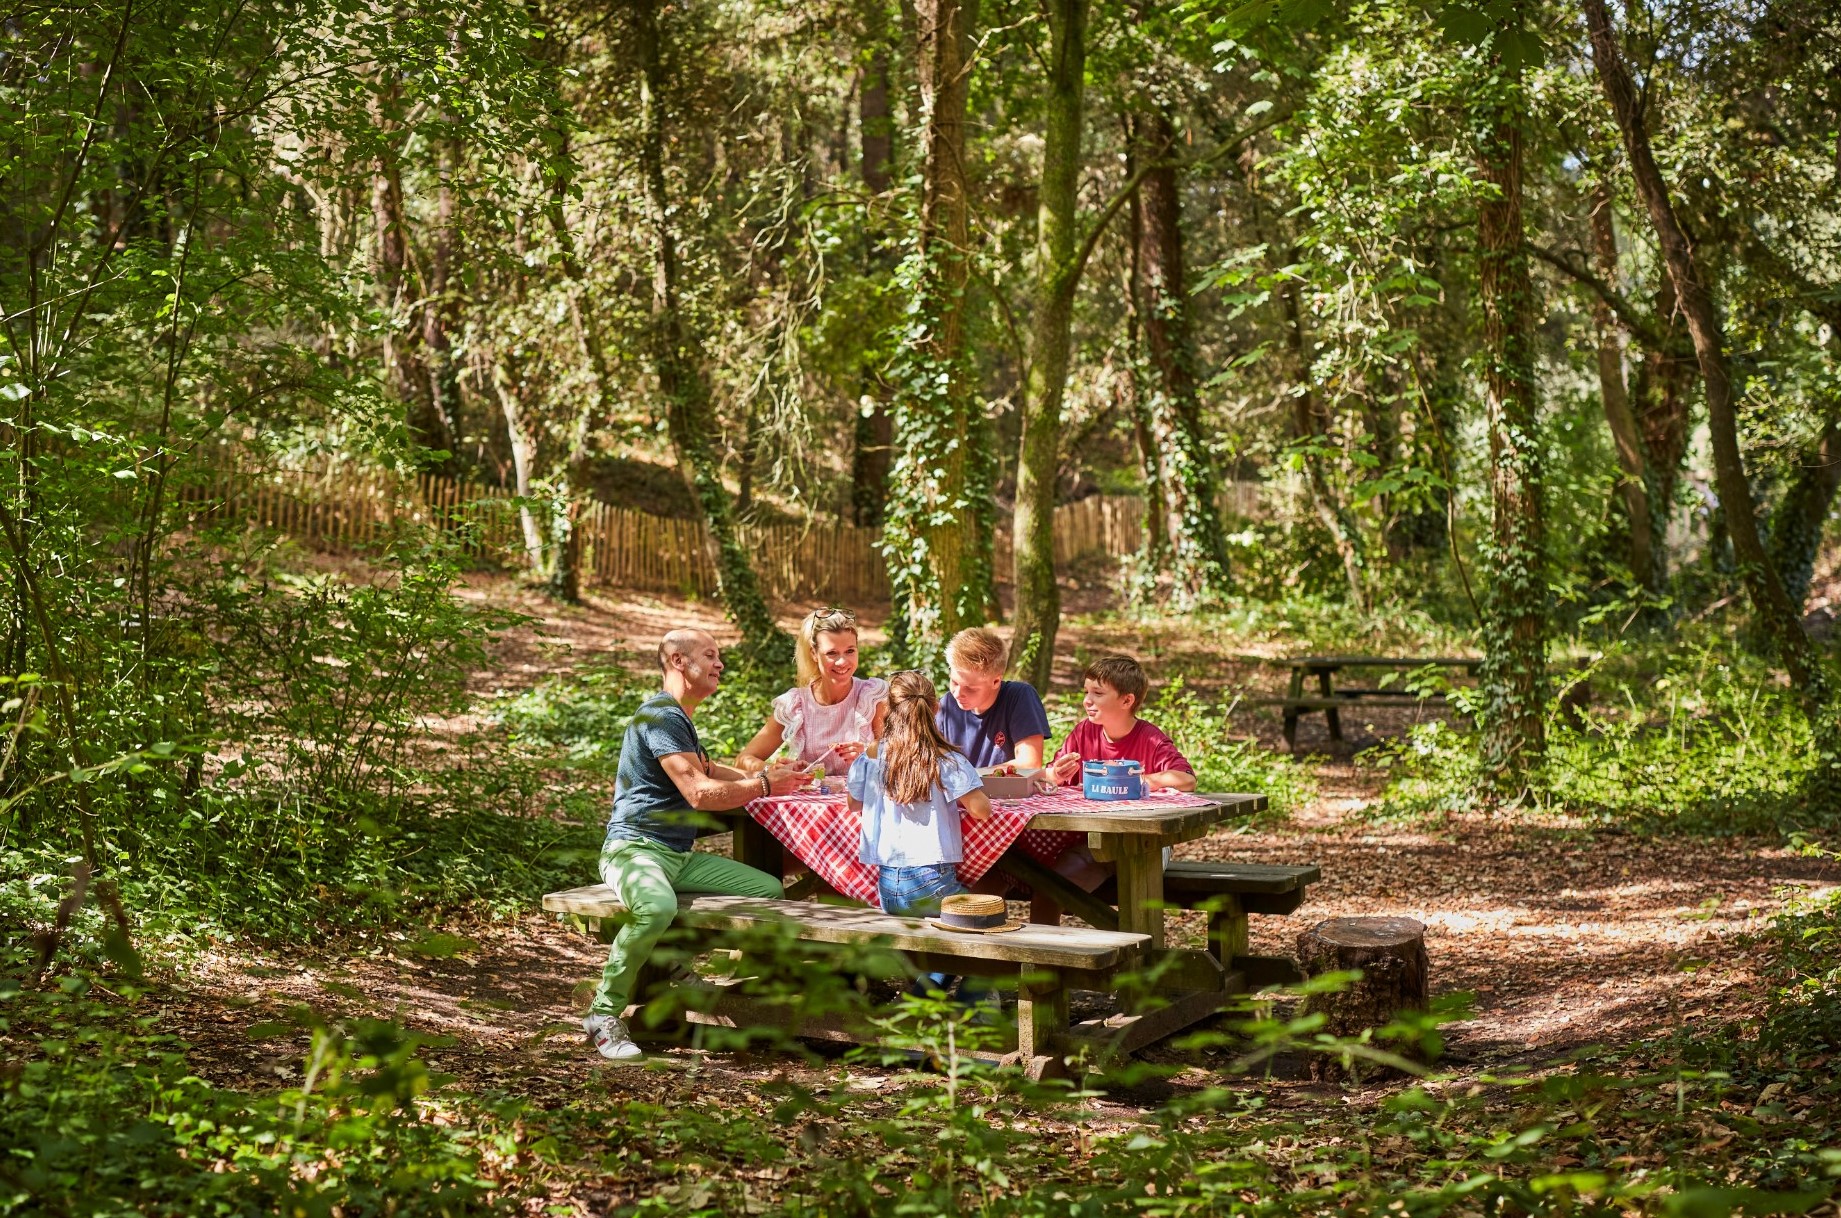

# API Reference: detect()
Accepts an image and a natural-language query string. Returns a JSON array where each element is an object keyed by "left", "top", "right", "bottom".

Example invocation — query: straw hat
[{"left": 929, "top": 892, "right": 1024, "bottom": 935}]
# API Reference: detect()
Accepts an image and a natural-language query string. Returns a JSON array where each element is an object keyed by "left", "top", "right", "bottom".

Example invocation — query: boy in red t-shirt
[{"left": 1028, "top": 656, "right": 1194, "bottom": 922}]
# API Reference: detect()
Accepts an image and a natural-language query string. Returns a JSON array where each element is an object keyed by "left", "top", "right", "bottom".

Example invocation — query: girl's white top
[
  {"left": 772, "top": 676, "right": 888, "bottom": 769},
  {"left": 848, "top": 750, "right": 982, "bottom": 868}
]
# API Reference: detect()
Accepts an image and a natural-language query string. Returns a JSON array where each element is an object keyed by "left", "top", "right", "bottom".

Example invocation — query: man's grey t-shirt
[{"left": 606, "top": 692, "right": 707, "bottom": 853}]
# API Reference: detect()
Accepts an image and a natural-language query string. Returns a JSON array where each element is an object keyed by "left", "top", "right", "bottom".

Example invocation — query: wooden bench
[
  {"left": 543, "top": 886, "right": 1150, "bottom": 1072},
  {"left": 1086, "top": 861, "right": 1321, "bottom": 987}
]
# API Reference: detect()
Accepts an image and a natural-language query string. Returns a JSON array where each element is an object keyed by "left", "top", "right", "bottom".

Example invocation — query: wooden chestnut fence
[{"left": 182, "top": 455, "right": 1261, "bottom": 605}]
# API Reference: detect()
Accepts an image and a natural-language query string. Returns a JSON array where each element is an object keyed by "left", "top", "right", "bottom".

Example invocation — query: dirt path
[{"left": 157, "top": 585, "right": 1840, "bottom": 1109}]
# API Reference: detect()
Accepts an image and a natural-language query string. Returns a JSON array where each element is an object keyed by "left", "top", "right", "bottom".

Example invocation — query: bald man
[{"left": 583, "top": 629, "right": 804, "bottom": 1061}]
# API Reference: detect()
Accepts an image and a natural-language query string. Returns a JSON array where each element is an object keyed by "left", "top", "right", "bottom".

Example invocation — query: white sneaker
[{"left": 583, "top": 1014, "right": 643, "bottom": 1061}]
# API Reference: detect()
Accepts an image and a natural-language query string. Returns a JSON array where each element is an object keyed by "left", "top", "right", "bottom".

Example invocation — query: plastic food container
[
  {"left": 1082, "top": 759, "right": 1144, "bottom": 801},
  {"left": 980, "top": 773, "right": 1035, "bottom": 800}
]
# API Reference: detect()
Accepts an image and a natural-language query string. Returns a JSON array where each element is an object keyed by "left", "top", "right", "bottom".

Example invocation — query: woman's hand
[
  {"left": 832, "top": 740, "right": 865, "bottom": 766},
  {"left": 1050, "top": 753, "right": 1083, "bottom": 785}
]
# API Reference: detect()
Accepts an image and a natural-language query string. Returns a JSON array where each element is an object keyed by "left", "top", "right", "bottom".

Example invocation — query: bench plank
[
  {"left": 1247, "top": 696, "right": 1436, "bottom": 711},
  {"left": 1287, "top": 655, "right": 1481, "bottom": 669},
  {"left": 543, "top": 887, "right": 1147, "bottom": 970},
  {"left": 1162, "top": 861, "right": 1322, "bottom": 895}
]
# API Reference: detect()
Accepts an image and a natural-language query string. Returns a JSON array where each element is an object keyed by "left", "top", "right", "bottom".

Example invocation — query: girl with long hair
[{"left": 848, "top": 670, "right": 992, "bottom": 925}]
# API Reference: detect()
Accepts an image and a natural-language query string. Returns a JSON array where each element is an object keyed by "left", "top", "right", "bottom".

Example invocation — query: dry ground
[{"left": 156, "top": 580, "right": 1839, "bottom": 1116}]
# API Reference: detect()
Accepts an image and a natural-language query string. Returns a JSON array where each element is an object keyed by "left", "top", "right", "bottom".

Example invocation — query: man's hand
[
  {"left": 1050, "top": 753, "right": 1083, "bottom": 785},
  {"left": 766, "top": 764, "right": 805, "bottom": 796}
]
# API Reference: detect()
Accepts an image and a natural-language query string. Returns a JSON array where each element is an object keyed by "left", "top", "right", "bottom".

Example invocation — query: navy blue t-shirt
[
  {"left": 606, "top": 692, "right": 707, "bottom": 853},
  {"left": 936, "top": 681, "right": 1051, "bottom": 768}
]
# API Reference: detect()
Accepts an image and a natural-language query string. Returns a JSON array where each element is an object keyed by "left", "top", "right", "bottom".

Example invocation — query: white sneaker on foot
[{"left": 583, "top": 1014, "right": 643, "bottom": 1061}]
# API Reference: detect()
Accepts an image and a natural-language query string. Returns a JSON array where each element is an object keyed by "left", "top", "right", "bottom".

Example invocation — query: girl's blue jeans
[{"left": 877, "top": 863, "right": 991, "bottom": 1002}]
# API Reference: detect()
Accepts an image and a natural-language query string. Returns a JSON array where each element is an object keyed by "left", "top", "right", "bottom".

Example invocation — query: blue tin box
[{"left": 1082, "top": 759, "right": 1144, "bottom": 801}]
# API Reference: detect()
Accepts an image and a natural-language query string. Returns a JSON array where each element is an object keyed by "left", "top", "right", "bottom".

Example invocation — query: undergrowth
[
  {"left": 8, "top": 884, "right": 1841, "bottom": 1216},
  {"left": 1365, "top": 638, "right": 1818, "bottom": 836}
]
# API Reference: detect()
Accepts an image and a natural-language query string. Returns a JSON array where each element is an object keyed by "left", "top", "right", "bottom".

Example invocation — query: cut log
[{"left": 1294, "top": 916, "right": 1428, "bottom": 1082}]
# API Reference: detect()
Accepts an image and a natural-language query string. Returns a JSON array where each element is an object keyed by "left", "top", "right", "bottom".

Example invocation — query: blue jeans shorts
[{"left": 877, "top": 862, "right": 966, "bottom": 917}]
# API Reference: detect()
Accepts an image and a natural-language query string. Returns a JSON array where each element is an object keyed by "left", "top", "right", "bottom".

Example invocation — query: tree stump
[{"left": 1294, "top": 916, "right": 1428, "bottom": 1082}]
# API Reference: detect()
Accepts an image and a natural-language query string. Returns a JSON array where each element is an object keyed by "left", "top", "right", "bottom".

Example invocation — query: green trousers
[{"left": 588, "top": 836, "right": 783, "bottom": 1016}]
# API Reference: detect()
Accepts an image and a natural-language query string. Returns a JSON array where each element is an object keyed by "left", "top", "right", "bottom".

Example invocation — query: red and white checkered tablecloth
[{"left": 746, "top": 786, "right": 1217, "bottom": 907}]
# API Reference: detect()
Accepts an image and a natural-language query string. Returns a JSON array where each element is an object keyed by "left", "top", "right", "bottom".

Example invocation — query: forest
[{"left": 4, "top": 0, "right": 1840, "bottom": 1213}]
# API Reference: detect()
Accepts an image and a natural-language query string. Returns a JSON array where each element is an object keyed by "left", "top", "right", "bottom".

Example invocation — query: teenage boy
[
  {"left": 935, "top": 627, "right": 1052, "bottom": 773},
  {"left": 1035, "top": 655, "right": 1195, "bottom": 920},
  {"left": 582, "top": 628, "right": 804, "bottom": 1062}
]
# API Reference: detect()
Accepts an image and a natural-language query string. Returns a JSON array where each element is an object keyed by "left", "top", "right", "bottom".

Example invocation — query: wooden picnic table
[
  {"left": 716, "top": 790, "right": 1269, "bottom": 1057},
  {"left": 549, "top": 790, "right": 1306, "bottom": 1073},
  {"left": 1261, "top": 654, "right": 1481, "bottom": 750}
]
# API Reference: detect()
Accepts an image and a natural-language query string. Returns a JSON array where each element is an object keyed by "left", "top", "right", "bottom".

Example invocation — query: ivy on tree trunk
[
  {"left": 1472, "top": 54, "right": 1549, "bottom": 789},
  {"left": 883, "top": 0, "right": 982, "bottom": 671},
  {"left": 1129, "top": 107, "right": 1231, "bottom": 608},
  {"left": 632, "top": 0, "right": 783, "bottom": 665}
]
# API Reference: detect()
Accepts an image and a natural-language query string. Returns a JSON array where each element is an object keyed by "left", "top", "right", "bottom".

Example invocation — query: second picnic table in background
[{"left": 1247, "top": 654, "right": 1481, "bottom": 750}]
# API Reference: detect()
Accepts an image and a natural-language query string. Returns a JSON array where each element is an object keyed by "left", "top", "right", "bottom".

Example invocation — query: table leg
[
  {"left": 1285, "top": 666, "right": 1306, "bottom": 750},
  {"left": 1015, "top": 970, "right": 1069, "bottom": 1060},
  {"left": 733, "top": 815, "right": 780, "bottom": 877},
  {"left": 1317, "top": 667, "right": 1343, "bottom": 741},
  {"left": 997, "top": 847, "right": 1120, "bottom": 932},
  {"left": 1108, "top": 837, "right": 1165, "bottom": 950}
]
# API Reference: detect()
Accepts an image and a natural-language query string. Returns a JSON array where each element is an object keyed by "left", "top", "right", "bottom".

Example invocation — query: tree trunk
[
  {"left": 1125, "top": 157, "right": 1169, "bottom": 581},
  {"left": 633, "top": 0, "right": 783, "bottom": 662},
  {"left": 1767, "top": 400, "right": 1841, "bottom": 612},
  {"left": 372, "top": 136, "right": 449, "bottom": 462},
  {"left": 422, "top": 127, "right": 463, "bottom": 470},
  {"left": 885, "top": 0, "right": 981, "bottom": 666},
  {"left": 1472, "top": 62, "right": 1548, "bottom": 788},
  {"left": 546, "top": 124, "right": 615, "bottom": 604},
  {"left": 1009, "top": 0, "right": 1089, "bottom": 689},
  {"left": 1295, "top": 916, "right": 1429, "bottom": 1083},
  {"left": 1395, "top": 243, "right": 1464, "bottom": 558},
  {"left": 1279, "top": 276, "right": 1368, "bottom": 610},
  {"left": 1631, "top": 274, "right": 1695, "bottom": 515},
  {"left": 1586, "top": 0, "right": 1840, "bottom": 804},
  {"left": 493, "top": 359, "right": 548, "bottom": 574},
  {"left": 1588, "top": 181, "right": 1659, "bottom": 592},
  {"left": 1130, "top": 108, "right": 1230, "bottom": 607},
  {"left": 851, "top": 0, "right": 895, "bottom": 528}
]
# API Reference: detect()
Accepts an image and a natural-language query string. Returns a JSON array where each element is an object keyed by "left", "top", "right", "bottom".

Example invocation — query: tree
[
  {"left": 850, "top": 0, "right": 897, "bottom": 529},
  {"left": 1009, "top": 0, "right": 1091, "bottom": 687},
  {"left": 1470, "top": 33, "right": 1548, "bottom": 786},
  {"left": 1128, "top": 102, "right": 1233, "bottom": 607},
  {"left": 883, "top": 0, "right": 983, "bottom": 668},
  {"left": 1587, "top": 181, "right": 1658, "bottom": 594},
  {"left": 631, "top": 0, "right": 783, "bottom": 662},
  {"left": 1583, "top": 0, "right": 1841, "bottom": 802}
]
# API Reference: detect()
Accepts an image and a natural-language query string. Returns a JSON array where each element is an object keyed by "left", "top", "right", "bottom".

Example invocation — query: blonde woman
[{"left": 736, "top": 606, "right": 888, "bottom": 774}]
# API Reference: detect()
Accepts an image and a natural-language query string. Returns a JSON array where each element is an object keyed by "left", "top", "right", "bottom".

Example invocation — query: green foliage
[
  {"left": 0, "top": 969, "right": 510, "bottom": 1217},
  {"left": 493, "top": 649, "right": 803, "bottom": 771},
  {"left": 1756, "top": 856, "right": 1841, "bottom": 1067},
  {"left": 1370, "top": 637, "right": 1819, "bottom": 834},
  {"left": 0, "top": 541, "right": 598, "bottom": 942}
]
